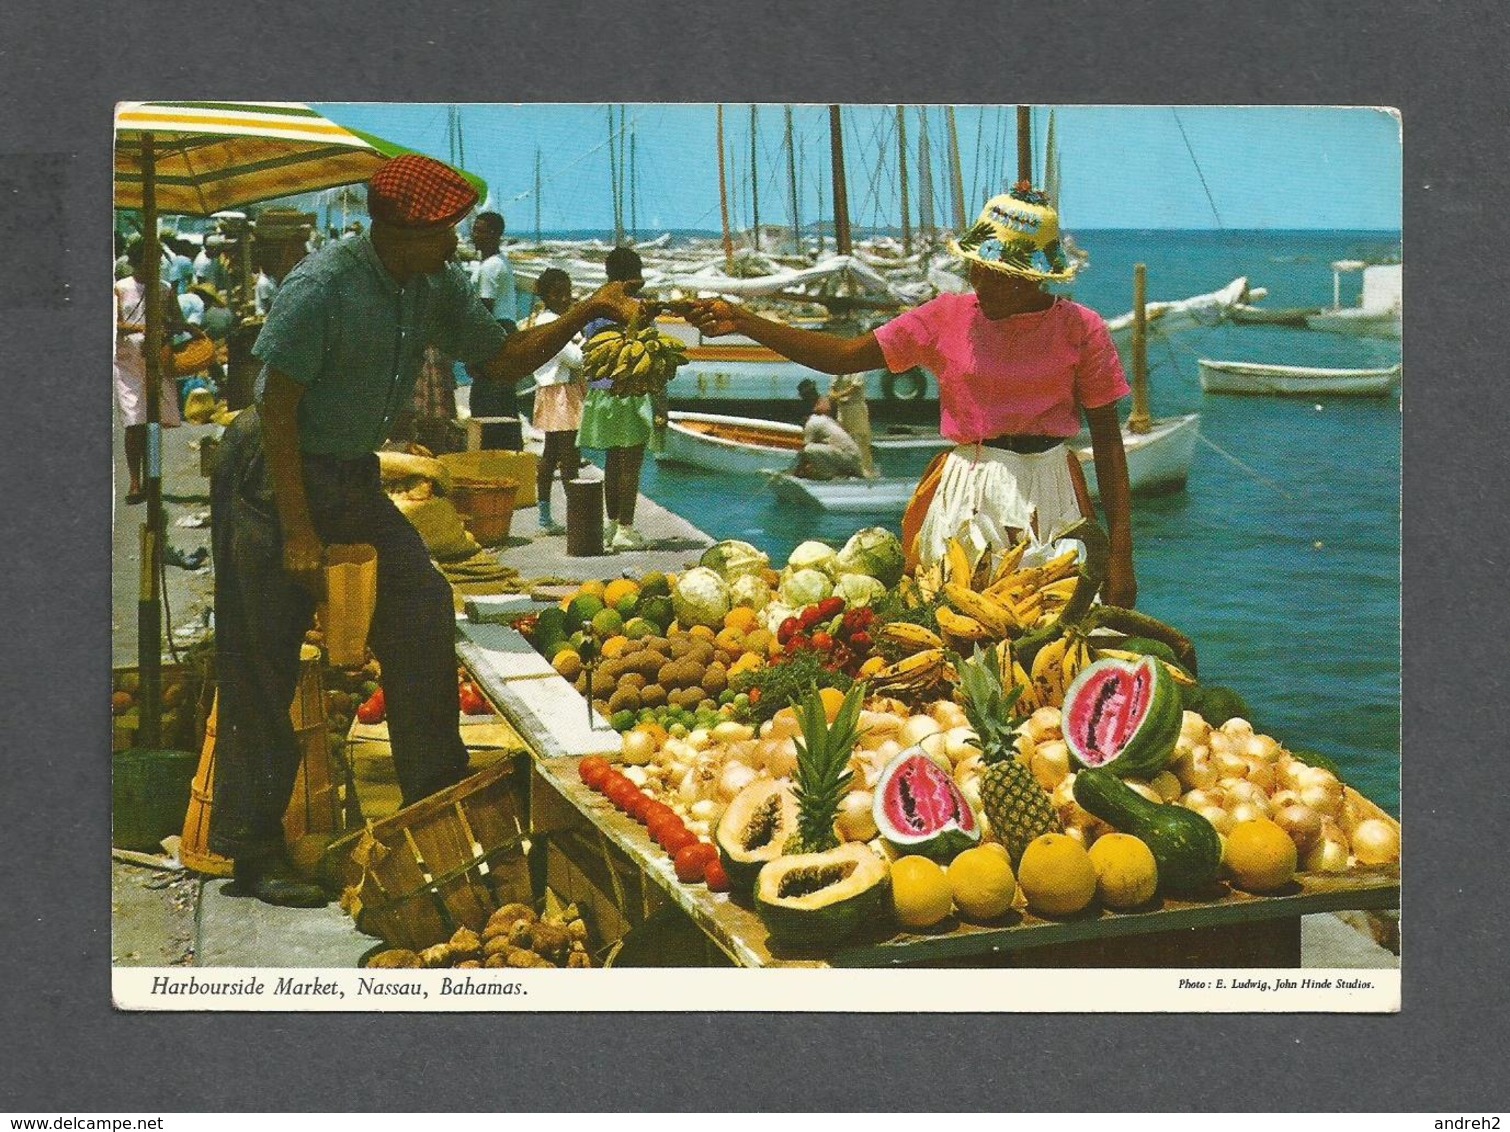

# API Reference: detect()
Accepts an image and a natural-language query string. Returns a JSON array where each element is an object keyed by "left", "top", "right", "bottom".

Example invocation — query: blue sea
[{"left": 615, "top": 229, "right": 1402, "bottom": 813}]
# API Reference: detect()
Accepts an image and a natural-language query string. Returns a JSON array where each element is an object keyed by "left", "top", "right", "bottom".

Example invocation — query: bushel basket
[{"left": 337, "top": 758, "right": 531, "bottom": 950}]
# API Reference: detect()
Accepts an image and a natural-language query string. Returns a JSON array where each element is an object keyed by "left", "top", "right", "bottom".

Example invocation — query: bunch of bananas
[
  {"left": 1010, "top": 631, "right": 1096, "bottom": 716},
  {"left": 582, "top": 324, "right": 688, "bottom": 397},
  {"left": 915, "top": 536, "right": 1084, "bottom": 646}
]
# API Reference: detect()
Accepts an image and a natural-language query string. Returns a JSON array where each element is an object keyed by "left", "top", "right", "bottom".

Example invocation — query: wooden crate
[{"left": 334, "top": 757, "right": 532, "bottom": 950}]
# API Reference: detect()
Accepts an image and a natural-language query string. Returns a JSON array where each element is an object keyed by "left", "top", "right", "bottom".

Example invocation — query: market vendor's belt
[{"left": 980, "top": 434, "right": 1065, "bottom": 454}]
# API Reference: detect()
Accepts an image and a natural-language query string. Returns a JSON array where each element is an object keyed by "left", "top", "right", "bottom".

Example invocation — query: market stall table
[{"left": 522, "top": 751, "right": 1397, "bottom": 969}]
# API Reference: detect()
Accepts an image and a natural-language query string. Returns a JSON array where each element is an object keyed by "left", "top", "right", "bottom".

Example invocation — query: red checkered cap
[{"left": 366, "top": 155, "right": 478, "bottom": 230}]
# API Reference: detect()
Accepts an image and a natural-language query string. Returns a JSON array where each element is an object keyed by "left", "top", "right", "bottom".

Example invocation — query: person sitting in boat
[
  {"left": 796, "top": 396, "right": 866, "bottom": 481},
  {"left": 688, "top": 181, "right": 1137, "bottom": 607}
]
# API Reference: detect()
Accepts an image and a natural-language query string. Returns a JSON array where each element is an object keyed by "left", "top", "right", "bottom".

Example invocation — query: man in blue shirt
[{"left": 210, "top": 156, "right": 640, "bottom": 906}]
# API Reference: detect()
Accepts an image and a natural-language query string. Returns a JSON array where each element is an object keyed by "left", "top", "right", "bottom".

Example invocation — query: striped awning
[{"left": 115, "top": 101, "right": 486, "bottom": 216}]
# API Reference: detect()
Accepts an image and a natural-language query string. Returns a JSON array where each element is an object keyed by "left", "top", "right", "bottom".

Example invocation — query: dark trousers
[{"left": 208, "top": 410, "right": 468, "bottom": 860}]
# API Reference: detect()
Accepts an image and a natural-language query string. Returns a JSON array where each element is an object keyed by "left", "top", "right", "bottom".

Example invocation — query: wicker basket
[{"left": 336, "top": 757, "right": 531, "bottom": 950}]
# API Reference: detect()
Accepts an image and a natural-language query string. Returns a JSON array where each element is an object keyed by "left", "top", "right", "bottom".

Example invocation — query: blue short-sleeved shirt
[{"left": 252, "top": 235, "right": 510, "bottom": 457}]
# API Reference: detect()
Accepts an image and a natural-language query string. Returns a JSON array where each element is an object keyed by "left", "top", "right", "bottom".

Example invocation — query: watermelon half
[
  {"left": 1063, "top": 656, "right": 1181, "bottom": 779},
  {"left": 873, "top": 749, "right": 981, "bottom": 862}
]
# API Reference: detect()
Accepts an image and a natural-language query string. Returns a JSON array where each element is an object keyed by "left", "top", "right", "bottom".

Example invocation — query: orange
[
  {"left": 688, "top": 624, "right": 717, "bottom": 642},
  {"left": 600, "top": 635, "right": 632, "bottom": 661},
  {"left": 603, "top": 578, "right": 640, "bottom": 608},
  {"left": 714, "top": 627, "right": 746, "bottom": 654},
  {"left": 723, "top": 606, "right": 760, "bottom": 634},
  {"left": 577, "top": 579, "right": 607, "bottom": 600}
]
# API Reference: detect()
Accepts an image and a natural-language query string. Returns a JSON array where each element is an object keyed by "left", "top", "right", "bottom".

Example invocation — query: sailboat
[{"left": 766, "top": 106, "right": 1205, "bottom": 512}]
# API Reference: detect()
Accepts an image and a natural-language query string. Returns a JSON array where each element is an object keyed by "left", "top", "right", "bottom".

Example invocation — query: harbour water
[{"left": 595, "top": 229, "right": 1401, "bottom": 813}]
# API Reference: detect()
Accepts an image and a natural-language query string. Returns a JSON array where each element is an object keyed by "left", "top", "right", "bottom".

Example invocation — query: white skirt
[{"left": 915, "top": 444, "right": 1084, "bottom": 569}]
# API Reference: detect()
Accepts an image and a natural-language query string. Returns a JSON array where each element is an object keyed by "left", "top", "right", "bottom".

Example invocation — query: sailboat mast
[
  {"left": 607, "top": 106, "right": 622, "bottom": 245},
  {"left": 945, "top": 106, "right": 967, "bottom": 229},
  {"left": 1129, "top": 264, "right": 1152, "bottom": 433},
  {"left": 1017, "top": 105, "right": 1033, "bottom": 184},
  {"left": 534, "top": 147, "right": 542, "bottom": 245},
  {"left": 629, "top": 124, "right": 638, "bottom": 242},
  {"left": 749, "top": 105, "right": 760, "bottom": 250},
  {"left": 917, "top": 107, "right": 935, "bottom": 241},
  {"left": 716, "top": 104, "right": 734, "bottom": 269},
  {"left": 828, "top": 105, "right": 852, "bottom": 256},
  {"left": 784, "top": 106, "right": 801, "bottom": 255},
  {"left": 896, "top": 106, "right": 912, "bottom": 256}
]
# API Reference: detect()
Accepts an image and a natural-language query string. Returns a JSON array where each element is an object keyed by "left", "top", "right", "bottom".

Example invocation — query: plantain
[
  {"left": 943, "top": 584, "right": 1020, "bottom": 637},
  {"left": 989, "top": 539, "right": 1030, "bottom": 586},
  {"left": 943, "top": 538, "right": 974, "bottom": 589},
  {"left": 878, "top": 621, "right": 944, "bottom": 651},
  {"left": 1030, "top": 635, "right": 1070, "bottom": 709},
  {"left": 935, "top": 606, "right": 992, "bottom": 642}
]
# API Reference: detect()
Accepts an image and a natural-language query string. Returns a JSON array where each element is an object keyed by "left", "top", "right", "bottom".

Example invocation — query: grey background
[{"left": 1, "top": 0, "right": 1502, "bottom": 1113}]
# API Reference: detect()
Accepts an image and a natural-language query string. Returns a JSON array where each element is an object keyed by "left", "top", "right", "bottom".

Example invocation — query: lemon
[
  {"left": 1087, "top": 833, "right": 1159, "bottom": 910},
  {"left": 1223, "top": 818, "right": 1298, "bottom": 893},
  {"left": 552, "top": 649, "right": 583, "bottom": 681},
  {"left": 889, "top": 855, "right": 953, "bottom": 929},
  {"left": 947, "top": 846, "right": 1017, "bottom": 921},
  {"left": 1016, "top": 833, "right": 1098, "bottom": 917}
]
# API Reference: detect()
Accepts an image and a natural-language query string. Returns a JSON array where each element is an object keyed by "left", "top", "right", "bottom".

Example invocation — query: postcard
[{"left": 110, "top": 102, "right": 1401, "bottom": 1011}]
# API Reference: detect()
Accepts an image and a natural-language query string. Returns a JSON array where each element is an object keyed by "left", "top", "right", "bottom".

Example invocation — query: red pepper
[
  {"left": 777, "top": 617, "right": 801, "bottom": 644},
  {"left": 798, "top": 605, "right": 825, "bottom": 630},
  {"left": 816, "top": 596, "right": 846, "bottom": 620}
]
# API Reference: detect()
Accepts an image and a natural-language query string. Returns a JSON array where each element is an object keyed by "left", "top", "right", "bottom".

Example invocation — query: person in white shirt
[
  {"left": 525, "top": 269, "right": 586, "bottom": 534},
  {"left": 797, "top": 397, "right": 865, "bottom": 480},
  {"left": 193, "top": 236, "right": 230, "bottom": 294},
  {"left": 466, "top": 211, "right": 523, "bottom": 450}
]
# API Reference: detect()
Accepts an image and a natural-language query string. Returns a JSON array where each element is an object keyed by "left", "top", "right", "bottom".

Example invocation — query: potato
[
  {"left": 366, "top": 948, "right": 421, "bottom": 969},
  {"left": 528, "top": 921, "right": 574, "bottom": 961},
  {"left": 419, "top": 944, "right": 453, "bottom": 968},
  {"left": 447, "top": 926, "right": 483, "bottom": 959}
]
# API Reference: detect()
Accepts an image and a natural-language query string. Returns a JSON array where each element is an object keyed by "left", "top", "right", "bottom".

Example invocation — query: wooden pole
[
  {"left": 828, "top": 106, "right": 852, "bottom": 256},
  {"left": 784, "top": 106, "right": 801, "bottom": 255},
  {"left": 945, "top": 106, "right": 967, "bottom": 230},
  {"left": 1017, "top": 105, "right": 1033, "bottom": 184},
  {"left": 896, "top": 106, "right": 912, "bottom": 256},
  {"left": 1129, "top": 263, "right": 1152, "bottom": 434},
  {"left": 716, "top": 105, "right": 734, "bottom": 270},
  {"left": 138, "top": 131, "right": 163, "bottom": 747}
]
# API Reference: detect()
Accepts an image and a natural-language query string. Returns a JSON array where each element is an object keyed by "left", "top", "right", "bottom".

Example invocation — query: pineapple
[
  {"left": 956, "top": 647, "right": 1062, "bottom": 866},
  {"left": 784, "top": 685, "right": 867, "bottom": 855}
]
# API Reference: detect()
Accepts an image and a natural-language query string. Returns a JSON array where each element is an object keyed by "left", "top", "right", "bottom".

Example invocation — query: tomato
[
  {"left": 816, "top": 596, "right": 846, "bottom": 620},
  {"left": 703, "top": 858, "right": 732, "bottom": 893},
  {"left": 624, "top": 790, "right": 653, "bottom": 822},
  {"left": 640, "top": 801, "right": 675, "bottom": 827},
  {"left": 848, "top": 630, "right": 872, "bottom": 650},
  {"left": 458, "top": 685, "right": 489, "bottom": 716},
  {"left": 356, "top": 688, "right": 386, "bottom": 725},
  {"left": 798, "top": 605, "right": 825, "bottom": 630},
  {"left": 578, "top": 756, "right": 611, "bottom": 789},
  {"left": 777, "top": 617, "right": 801, "bottom": 645},
  {"left": 674, "top": 842, "right": 716, "bottom": 884},
  {"left": 811, "top": 631, "right": 834, "bottom": 651},
  {"left": 660, "top": 824, "right": 698, "bottom": 857},
  {"left": 787, "top": 634, "right": 811, "bottom": 654},
  {"left": 601, "top": 774, "right": 632, "bottom": 803},
  {"left": 647, "top": 811, "right": 683, "bottom": 846}
]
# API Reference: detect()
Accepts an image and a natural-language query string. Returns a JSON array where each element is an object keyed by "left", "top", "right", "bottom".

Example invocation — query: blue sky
[{"left": 314, "top": 103, "right": 1401, "bottom": 234}]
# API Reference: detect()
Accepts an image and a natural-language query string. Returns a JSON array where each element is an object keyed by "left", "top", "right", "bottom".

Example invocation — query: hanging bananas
[{"left": 582, "top": 323, "right": 688, "bottom": 397}]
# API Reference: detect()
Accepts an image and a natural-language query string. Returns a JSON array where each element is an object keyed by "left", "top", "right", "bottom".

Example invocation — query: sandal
[{"left": 126, "top": 489, "right": 145, "bottom": 505}]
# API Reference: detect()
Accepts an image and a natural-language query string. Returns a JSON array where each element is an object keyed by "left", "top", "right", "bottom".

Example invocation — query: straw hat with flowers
[{"left": 950, "top": 181, "right": 1077, "bottom": 282}]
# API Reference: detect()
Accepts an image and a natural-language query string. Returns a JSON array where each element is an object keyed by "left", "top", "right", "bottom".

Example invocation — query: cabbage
[
  {"left": 836, "top": 526, "right": 905, "bottom": 588},
  {"left": 698, "top": 539, "right": 769, "bottom": 582},
  {"left": 780, "top": 567, "right": 834, "bottom": 608},
  {"left": 834, "top": 572, "right": 887, "bottom": 608},
  {"left": 671, "top": 566, "right": 732, "bottom": 629},
  {"left": 728, "top": 573, "right": 772, "bottom": 613},
  {"left": 786, "top": 539, "right": 839, "bottom": 577}
]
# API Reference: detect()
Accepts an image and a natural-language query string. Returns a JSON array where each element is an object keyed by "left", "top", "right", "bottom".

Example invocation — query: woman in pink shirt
[{"left": 688, "top": 183, "right": 1136, "bottom": 607}]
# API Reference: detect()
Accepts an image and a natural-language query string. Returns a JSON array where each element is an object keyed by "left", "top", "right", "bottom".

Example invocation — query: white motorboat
[
  {"left": 767, "top": 413, "right": 1202, "bottom": 513},
  {"left": 655, "top": 410, "right": 948, "bottom": 477},
  {"left": 1198, "top": 358, "right": 1402, "bottom": 397},
  {"left": 1305, "top": 261, "right": 1401, "bottom": 340}
]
